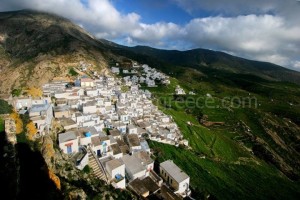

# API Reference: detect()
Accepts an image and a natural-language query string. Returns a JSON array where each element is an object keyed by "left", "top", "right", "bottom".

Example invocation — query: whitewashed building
[{"left": 160, "top": 160, "right": 190, "bottom": 197}]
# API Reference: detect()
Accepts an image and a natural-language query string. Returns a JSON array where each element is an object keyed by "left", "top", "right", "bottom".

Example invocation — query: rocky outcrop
[{"left": 39, "top": 134, "right": 134, "bottom": 199}]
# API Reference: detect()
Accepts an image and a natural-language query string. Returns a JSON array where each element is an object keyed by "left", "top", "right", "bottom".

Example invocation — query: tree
[
  {"left": 0, "top": 99, "right": 12, "bottom": 114},
  {"left": 9, "top": 112, "right": 23, "bottom": 134},
  {"left": 11, "top": 88, "right": 22, "bottom": 97},
  {"left": 68, "top": 67, "right": 79, "bottom": 76},
  {"left": 26, "top": 121, "right": 38, "bottom": 140}
]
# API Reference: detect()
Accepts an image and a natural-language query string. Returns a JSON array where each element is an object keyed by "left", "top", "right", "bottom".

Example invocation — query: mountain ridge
[
  {"left": 123, "top": 45, "right": 300, "bottom": 83},
  {"left": 1, "top": 9, "right": 300, "bottom": 93}
]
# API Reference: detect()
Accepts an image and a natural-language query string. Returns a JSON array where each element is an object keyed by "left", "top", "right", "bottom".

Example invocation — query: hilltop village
[{"left": 5, "top": 62, "right": 191, "bottom": 199}]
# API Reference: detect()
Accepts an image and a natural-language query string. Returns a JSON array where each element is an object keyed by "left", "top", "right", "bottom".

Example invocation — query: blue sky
[
  {"left": 0, "top": 0, "right": 300, "bottom": 71},
  {"left": 113, "top": 0, "right": 193, "bottom": 24}
]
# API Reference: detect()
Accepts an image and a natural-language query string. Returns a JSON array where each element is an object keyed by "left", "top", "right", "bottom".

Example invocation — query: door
[
  {"left": 67, "top": 145, "right": 72, "bottom": 154},
  {"left": 97, "top": 149, "right": 101, "bottom": 156}
]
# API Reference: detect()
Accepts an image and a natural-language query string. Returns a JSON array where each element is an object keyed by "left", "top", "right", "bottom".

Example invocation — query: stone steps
[{"left": 88, "top": 151, "right": 106, "bottom": 181}]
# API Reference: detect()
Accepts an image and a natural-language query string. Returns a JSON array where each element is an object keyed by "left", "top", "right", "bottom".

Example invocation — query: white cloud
[
  {"left": 0, "top": 0, "right": 141, "bottom": 39},
  {"left": 183, "top": 14, "right": 300, "bottom": 68},
  {"left": 131, "top": 22, "right": 182, "bottom": 44},
  {"left": 292, "top": 61, "right": 300, "bottom": 69},
  {"left": 173, "top": 0, "right": 300, "bottom": 20}
]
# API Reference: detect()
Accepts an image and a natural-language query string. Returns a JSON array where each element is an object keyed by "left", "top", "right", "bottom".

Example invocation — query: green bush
[
  {"left": 0, "top": 99, "right": 12, "bottom": 114},
  {"left": 11, "top": 89, "right": 22, "bottom": 97},
  {"left": 82, "top": 165, "right": 91, "bottom": 174},
  {"left": 69, "top": 67, "right": 78, "bottom": 76}
]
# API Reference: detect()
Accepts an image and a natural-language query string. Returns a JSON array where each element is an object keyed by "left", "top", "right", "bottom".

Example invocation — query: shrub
[
  {"left": 0, "top": 99, "right": 12, "bottom": 114},
  {"left": 11, "top": 88, "right": 22, "bottom": 97},
  {"left": 9, "top": 112, "right": 23, "bottom": 134},
  {"left": 69, "top": 67, "right": 78, "bottom": 76},
  {"left": 82, "top": 165, "right": 91, "bottom": 174},
  {"left": 26, "top": 87, "right": 42, "bottom": 97},
  {"left": 26, "top": 121, "right": 38, "bottom": 140}
]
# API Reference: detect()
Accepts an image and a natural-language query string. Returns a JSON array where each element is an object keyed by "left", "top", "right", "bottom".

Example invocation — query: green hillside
[{"left": 140, "top": 67, "right": 300, "bottom": 199}]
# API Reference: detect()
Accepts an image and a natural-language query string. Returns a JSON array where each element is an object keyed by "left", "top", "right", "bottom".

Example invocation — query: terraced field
[{"left": 146, "top": 71, "right": 300, "bottom": 199}]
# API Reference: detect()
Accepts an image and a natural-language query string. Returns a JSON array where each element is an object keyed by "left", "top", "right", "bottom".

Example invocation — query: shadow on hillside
[
  {"left": 0, "top": 131, "right": 63, "bottom": 200},
  {"left": 17, "top": 142, "right": 63, "bottom": 200}
]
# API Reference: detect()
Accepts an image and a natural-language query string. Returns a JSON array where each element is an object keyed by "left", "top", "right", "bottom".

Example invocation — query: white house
[
  {"left": 112, "top": 121, "right": 126, "bottom": 134},
  {"left": 160, "top": 160, "right": 190, "bottom": 197},
  {"left": 110, "top": 143, "right": 123, "bottom": 159},
  {"left": 121, "top": 154, "right": 146, "bottom": 181},
  {"left": 175, "top": 86, "right": 186, "bottom": 95},
  {"left": 146, "top": 79, "right": 156, "bottom": 87},
  {"left": 127, "top": 134, "right": 141, "bottom": 153},
  {"left": 105, "top": 158, "right": 126, "bottom": 189},
  {"left": 82, "top": 101, "right": 97, "bottom": 114},
  {"left": 86, "top": 88, "right": 98, "bottom": 97},
  {"left": 13, "top": 97, "right": 32, "bottom": 110},
  {"left": 134, "top": 151, "right": 154, "bottom": 174},
  {"left": 58, "top": 131, "right": 79, "bottom": 154},
  {"left": 29, "top": 104, "right": 53, "bottom": 135},
  {"left": 111, "top": 67, "right": 120, "bottom": 74},
  {"left": 81, "top": 77, "right": 95, "bottom": 87},
  {"left": 109, "top": 129, "right": 122, "bottom": 140},
  {"left": 59, "top": 118, "right": 77, "bottom": 130},
  {"left": 127, "top": 124, "right": 138, "bottom": 134}
]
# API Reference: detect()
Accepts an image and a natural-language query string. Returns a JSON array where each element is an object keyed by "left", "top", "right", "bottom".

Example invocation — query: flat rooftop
[
  {"left": 76, "top": 127, "right": 98, "bottom": 138},
  {"left": 58, "top": 131, "right": 77, "bottom": 143},
  {"left": 59, "top": 117, "right": 76, "bottom": 126},
  {"left": 30, "top": 104, "right": 50, "bottom": 113},
  {"left": 121, "top": 154, "right": 145, "bottom": 175},
  {"left": 91, "top": 136, "right": 101, "bottom": 146},
  {"left": 128, "top": 178, "right": 149, "bottom": 197},
  {"left": 54, "top": 105, "right": 69, "bottom": 112},
  {"left": 134, "top": 151, "right": 153, "bottom": 165},
  {"left": 106, "top": 159, "right": 124, "bottom": 170},
  {"left": 141, "top": 176, "right": 160, "bottom": 193},
  {"left": 127, "top": 134, "right": 140, "bottom": 147},
  {"left": 160, "top": 160, "right": 189, "bottom": 183},
  {"left": 111, "top": 144, "right": 122, "bottom": 155},
  {"left": 109, "top": 129, "right": 121, "bottom": 137}
]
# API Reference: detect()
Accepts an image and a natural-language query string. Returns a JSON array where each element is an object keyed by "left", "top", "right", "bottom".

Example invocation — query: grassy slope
[
  {"left": 145, "top": 71, "right": 300, "bottom": 199},
  {"left": 150, "top": 141, "right": 300, "bottom": 200}
]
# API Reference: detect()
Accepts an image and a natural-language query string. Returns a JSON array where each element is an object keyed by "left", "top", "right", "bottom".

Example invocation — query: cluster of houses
[
  {"left": 52, "top": 74, "right": 190, "bottom": 198},
  {"left": 4, "top": 66, "right": 191, "bottom": 198},
  {"left": 112, "top": 62, "right": 170, "bottom": 87}
]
